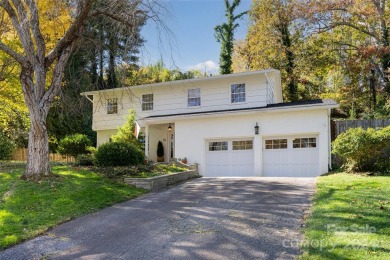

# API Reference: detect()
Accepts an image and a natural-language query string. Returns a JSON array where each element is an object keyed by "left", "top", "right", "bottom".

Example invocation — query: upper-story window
[
  {"left": 188, "top": 88, "right": 201, "bottom": 107},
  {"left": 231, "top": 83, "right": 246, "bottom": 103},
  {"left": 107, "top": 98, "right": 118, "bottom": 114},
  {"left": 142, "top": 94, "right": 153, "bottom": 111}
]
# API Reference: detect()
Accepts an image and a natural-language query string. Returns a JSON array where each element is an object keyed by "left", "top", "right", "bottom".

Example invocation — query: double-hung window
[
  {"left": 231, "top": 83, "right": 246, "bottom": 103},
  {"left": 107, "top": 98, "right": 118, "bottom": 114},
  {"left": 142, "top": 94, "right": 153, "bottom": 111},
  {"left": 188, "top": 88, "right": 201, "bottom": 107}
]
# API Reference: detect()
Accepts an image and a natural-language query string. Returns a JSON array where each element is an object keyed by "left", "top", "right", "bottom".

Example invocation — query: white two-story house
[{"left": 81, "top": 69, "right": 338, "bottom": 177}]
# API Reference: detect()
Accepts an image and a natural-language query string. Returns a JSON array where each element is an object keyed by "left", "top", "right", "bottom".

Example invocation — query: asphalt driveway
[{"left": 0, "top": 177, "right": 316, "bottom": 260}]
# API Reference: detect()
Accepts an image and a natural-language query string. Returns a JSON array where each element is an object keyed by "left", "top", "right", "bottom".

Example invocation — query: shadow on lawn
[{"left": 0, "top": 165, "right": 146, "bottom": 250}]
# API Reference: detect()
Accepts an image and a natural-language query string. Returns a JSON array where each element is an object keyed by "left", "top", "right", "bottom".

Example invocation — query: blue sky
[{"left": 140, "top": 0, "right": 251, "bottom": 74}]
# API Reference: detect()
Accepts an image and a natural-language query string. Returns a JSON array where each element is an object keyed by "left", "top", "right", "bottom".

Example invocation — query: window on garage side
[
  {"left": 209, "top": 141, "right": 228, "bottom": 151},
  {"left": 231, "top": 83, "right": 245, "bottom": 103},
  {"left": 293, "top": 138, "right": 316, "bottom": 148},
  {"left": 142, "top": 94, "right": 153, "bottom": 111},
  {"left": 188, "top": 88, "right": 201, "bottom": 107},
  {"left": 233, "top": 140, "right": 253, "bottom": 150},
  {"left": 107, "top": 98, "right": 118, "bottom": 114},
  {"left": 265, "top": 139, "right": 287, "bottom": 149}
]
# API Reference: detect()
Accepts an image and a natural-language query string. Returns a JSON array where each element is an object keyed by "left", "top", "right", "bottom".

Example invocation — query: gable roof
[
  {"left": 81, "top": 69, "right": 280, "bottom": 95},
  {"left": 141, "top": 99, "right": 338, "bottom": 121}
]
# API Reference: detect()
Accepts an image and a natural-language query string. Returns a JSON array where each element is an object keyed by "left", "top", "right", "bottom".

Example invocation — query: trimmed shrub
[
  {"left": 94, "top": 142, "right": 144, "bottom": 167},
  {"left": 76, "top": 154, "right": 94, "bottom": 166},
  {"left": 0, "top": 133, "right": 14, "bottom": 160},
  {"left": 332, "top": 126, "right": 390, "bottom": 172},
  {"left": 157, "top": 141, "right": 164, "bottom": 157},
  {"left": 57, "top": 134, "right": 93, "bottom": 158}
]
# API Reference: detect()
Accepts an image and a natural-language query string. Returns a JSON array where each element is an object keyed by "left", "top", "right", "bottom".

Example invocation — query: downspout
[{"left": 328, "top": 108, "right": 332, "bottom": 171}]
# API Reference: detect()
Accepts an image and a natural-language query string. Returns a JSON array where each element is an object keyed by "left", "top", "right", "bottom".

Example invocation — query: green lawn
[
  {"left": 301, "top": 173, "right": 390, "bottom": 259},
  {"left": 0, "top": 163, "right": 146, "bottom": 250}
]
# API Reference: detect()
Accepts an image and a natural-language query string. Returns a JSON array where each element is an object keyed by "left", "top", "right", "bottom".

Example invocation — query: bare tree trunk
[
  {"left": 24, "top": 119, "right": 51, "bottom": 179},
  {"left": 369, "top": 68, "right": 377, "bottom": 111},
  {"left": 19, "top": 65, "right": 51, "bottom": 178}
]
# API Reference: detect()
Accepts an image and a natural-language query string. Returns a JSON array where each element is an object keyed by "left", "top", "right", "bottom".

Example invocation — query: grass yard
[
  {"left": 301, "top": 173, "right": 390, "bottom": 260},
  {"left": 0, "top": 163, "right": 147, "bottom": 250}
]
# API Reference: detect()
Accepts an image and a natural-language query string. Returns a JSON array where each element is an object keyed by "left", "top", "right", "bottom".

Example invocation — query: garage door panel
[
  {"left": 263, "top": 136, "right": 319, "bottom": 177},
  {"left": 206, "top": 139, "right": 254, "bottom": 177}
]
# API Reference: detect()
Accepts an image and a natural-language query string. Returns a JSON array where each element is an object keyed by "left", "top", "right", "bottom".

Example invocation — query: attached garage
[
  {"left": 263, "top": 136, "right": 320, "bottom": 177},
  {"left": 205, "top": 139, "right": 254, "bottom": 177}
]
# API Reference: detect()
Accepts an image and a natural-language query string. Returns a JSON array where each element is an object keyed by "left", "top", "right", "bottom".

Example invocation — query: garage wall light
[
  {"left": 255, "top": 122, "right": 259, "bottom": 135},
  {"left": 168, "top": 124, "right": 172, "bottom": 131}
]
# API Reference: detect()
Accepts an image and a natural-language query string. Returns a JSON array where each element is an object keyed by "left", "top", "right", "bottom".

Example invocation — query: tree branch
[
  {"left": 40, "top": 47, "right": 72, "bottom": 113},
  {"left": 0, "top": 40, "right": 27, "bottom": 64},
  {"left": 9, "top": 0, "right": 35, "bottom": 61},
  {"left": 45, "top": 0, "right": 94, "bottom": 68},
  {"left": 90, "top": 9, "right": 145, "bottom": 30},
  {"left": 25, "top": 0, "right": 45, "bottom": 63},
  {"left": 321, "top": 21, "right": 379, "bottom": 40}
]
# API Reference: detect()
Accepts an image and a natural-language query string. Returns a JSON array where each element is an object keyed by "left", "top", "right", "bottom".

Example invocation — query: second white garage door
[
  {"left": 263, "top": 136, "right": 320, "bottom": 177},
  {"left": 205, "top": 139, "right": 254, "bottom": 177}
]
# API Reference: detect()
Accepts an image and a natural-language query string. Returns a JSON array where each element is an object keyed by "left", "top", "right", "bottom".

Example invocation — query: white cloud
[{"left": 187, "top": 60, "right": 219, "bottom": 75}]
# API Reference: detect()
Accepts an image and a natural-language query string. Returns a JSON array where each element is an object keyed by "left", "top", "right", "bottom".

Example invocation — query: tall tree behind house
[{"left": 215, "top": 0, "right": 248, "bottom": 75}]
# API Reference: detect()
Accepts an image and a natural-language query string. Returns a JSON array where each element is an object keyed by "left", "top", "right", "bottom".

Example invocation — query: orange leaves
[{"left": 356, "top": 45, "right": 390, "bottom": 59}]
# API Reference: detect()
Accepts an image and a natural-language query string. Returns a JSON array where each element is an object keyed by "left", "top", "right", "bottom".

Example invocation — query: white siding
[
  {"left": 96, "top": 129, "right": 118, "bottom": 146},
  {"left": 91, "top": 73, "right": 269, "bottom": 131},
  {"left": 174, "top": 109, "right": 330, "bottom": 177}
]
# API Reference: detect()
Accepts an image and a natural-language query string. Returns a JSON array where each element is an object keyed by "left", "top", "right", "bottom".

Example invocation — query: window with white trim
[
  {"left": 107, "top": 98, "right": 118, "bottom": 114},
  {"left": 265, "top": 139, "right": 287, "bottom": 149},
  {"left": 233, "top": 140, "right": 253, "bottom": 150},
  {"left": 209, "top": 141, "right": 228, "bottom": 151},
  {"left": 188, "top": 88, "right": 201, "bottom": 107},
  {"left": 293, "top": 138, "right": 316, "bottom": 148},
  {"left": 142, "top": 94, "right": 153, "bottom": 111},
  {"left": 231, "top": 83, "right": 246, "bottom": 103}
]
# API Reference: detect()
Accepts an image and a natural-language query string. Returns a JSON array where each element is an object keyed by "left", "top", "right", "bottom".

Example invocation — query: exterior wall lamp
[
  {"left": 254, "top": 122, "right": 259, "bottom": 135},
  {"left": 168, "top": 124, "right": 172, "bottom": 131}
]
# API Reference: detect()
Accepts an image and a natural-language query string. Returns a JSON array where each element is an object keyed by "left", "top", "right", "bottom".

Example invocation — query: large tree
[
  {"left": 240, "top": 0, "right": 302, "bottom": 101},
  {"left": 214, "top": 0, "right": 247, "bottom": 75},
  {"left": 302, "top": 0, "right": 390, "bottom": 111},
  {"left": 0, "top": 0, "right": 159, "bottom": 179},
  {"left": 235, "top": 0, "right": 390, "bottom": 117},
  {"left": 47, "top": 5, "right": 146, "bottom": 148}
]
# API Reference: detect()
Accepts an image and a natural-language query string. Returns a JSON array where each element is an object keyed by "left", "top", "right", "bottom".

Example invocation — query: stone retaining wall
[{"left": 124, "top": 166, "right": 199, "bottom": 192}]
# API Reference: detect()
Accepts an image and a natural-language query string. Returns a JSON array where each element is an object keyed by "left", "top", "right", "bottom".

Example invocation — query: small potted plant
[
  {"left": 157, "top": 141, "right": 164, "bottom": 162},
  {"left": 181, "top": 157, "right": 187, "bottom": 164}
]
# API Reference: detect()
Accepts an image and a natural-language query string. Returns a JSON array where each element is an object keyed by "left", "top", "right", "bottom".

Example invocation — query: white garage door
[
  {"left": 205, "top": 139, "right": 254, "bottom": 177},
  {"left": 263, "top": 136, "right": 319, "bottom": 177}
]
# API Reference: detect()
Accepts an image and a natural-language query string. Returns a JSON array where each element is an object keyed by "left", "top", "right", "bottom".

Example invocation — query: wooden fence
[
  {"left": 12, "top": 148, "right": 75, "bottom": 163},
  {"left": 331, "top": 118, "right": 390, "bottom": 141}
]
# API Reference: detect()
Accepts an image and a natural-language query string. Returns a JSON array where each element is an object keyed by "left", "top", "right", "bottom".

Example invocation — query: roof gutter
[
  {"left": 80, "top": 93, "right": 93, "bottom": 103},
  {"left": 80, "top": 69, "right": 279, "bottom": 96},
  {"left": 139, "top": 103, "right": 339, "bottom": 123}
]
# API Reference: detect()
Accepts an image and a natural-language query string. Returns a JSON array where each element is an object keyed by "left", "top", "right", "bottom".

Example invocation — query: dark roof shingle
[{"left": 144, "top": 99, "right": 337, "bottom": 119}]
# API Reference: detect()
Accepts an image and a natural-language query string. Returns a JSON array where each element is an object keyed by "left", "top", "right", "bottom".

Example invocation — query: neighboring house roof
[
  {"left": 80, "top": 69, "right": 280, "bottom": 95},
  {"left": 141, "top": 99, "right": 339, "bottom": 121}
]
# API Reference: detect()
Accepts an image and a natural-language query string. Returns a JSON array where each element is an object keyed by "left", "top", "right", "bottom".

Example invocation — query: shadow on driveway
[{"left": 0, "top": 177, "right": 316, "bottom": 260}]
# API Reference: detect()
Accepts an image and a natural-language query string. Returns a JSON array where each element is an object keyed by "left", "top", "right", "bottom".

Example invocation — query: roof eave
[
  {"left": 140, "top": 103, "right": 339, "bottom": 123},
  {"left": 80, "top": 69, "right": 279, "bottom": 96}
]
